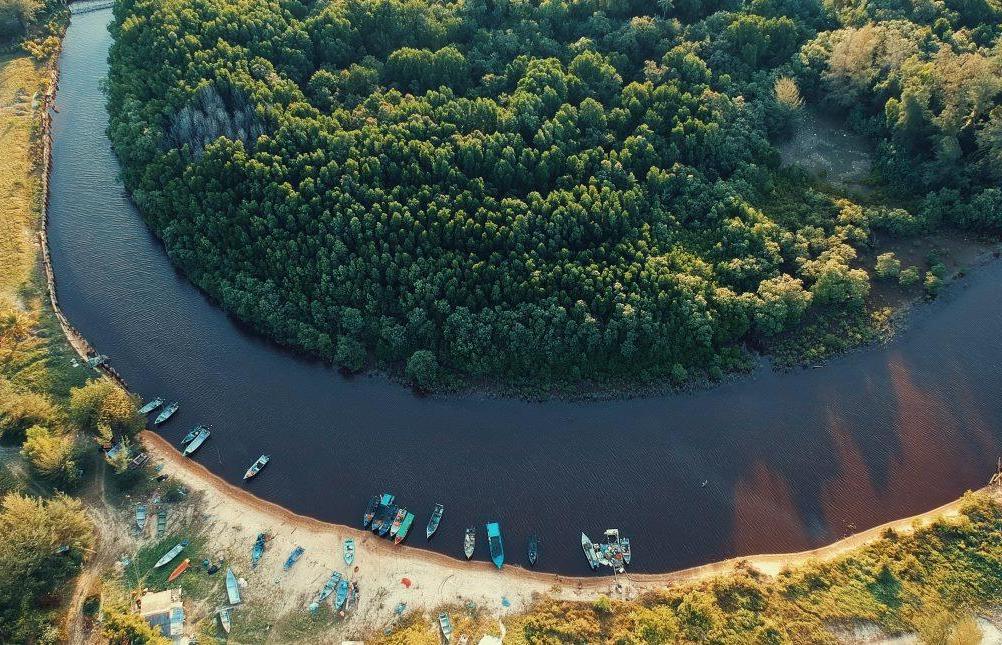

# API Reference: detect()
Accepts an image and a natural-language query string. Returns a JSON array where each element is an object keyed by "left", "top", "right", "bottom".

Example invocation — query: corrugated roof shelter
[{"left": 138, "top": 588, "right": 185, "bottom": 640}]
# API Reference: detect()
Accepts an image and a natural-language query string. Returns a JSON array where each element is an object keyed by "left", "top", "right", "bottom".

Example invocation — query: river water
[{"left": 47, "top": 6, "right": 1002, "bottom": 574}]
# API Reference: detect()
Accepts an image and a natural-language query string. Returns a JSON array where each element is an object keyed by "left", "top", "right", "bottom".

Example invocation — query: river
[{"left": 46, "top": 5, "right": 1002, "bottom": 575}]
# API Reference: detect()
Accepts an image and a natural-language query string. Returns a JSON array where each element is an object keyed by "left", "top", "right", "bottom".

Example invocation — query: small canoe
[
  {"left": 182, "top": 427, "right": 210, "bottom": 457},
  {"left": 389, "top": 508, "right": 407, "bottom": 537},
  {"left": 344, "top": 538, "right": 355, "bottom": 565},
  {"left": 179, "top": 427, "right": 199, "bottom": 445},
  {"left": 486, "top": 522, "right": 504, "bottom": 569},
  {"left": 135, "top": 504, "right": 147, "bottom": 531},
  {"left": 156, "top": 508, "right": 167, "bottom": 537},
  {"left": 154, "top": 540, "right": 189, "bottom": 568},
  {"left": 218, "top": 608, "right": 231, "bottom": 634},
  {"left": 334, "top": 578, "right": 349, "bottom": 609},
  {"left": 283, "top": 546, "right": 304, "bottom": 570},
  {"left": 362, "top": 495, "right": 379, "bottom": 527},
  {"left": 581, "top": 533, "right": 598, "bottom": 571},
  {"left": 243, "top": 454, "right": 270, "bottom": 480},
  {"left": 622, "top": 537, "right": 631, "bottom": 565},
  {"left": 463, "top": 527, "right": 475, "bottom": 559},
  {"left": 167, "top": 558, "right": 190, "bottom": 582},
  {"left": 528, "top": 535, "right": 539, "bottom": 567},
  {"left": 225, "top": 567, "right": 241, "bottom": 604},
  {"left": 439, "top": 612, "right": 454, "bottom": 643},
  {"left": 138, "top": 397, "right": 164, "bottom": 415},
  {"left": 251, "top": 533, "right": 266, "bottom": 568},
  {"left": 154, "top": 402, "right": 179, "bottom": 425},
  {"left": 426, "top": 503, "right": 444, "bottom": 539},
  {"left": 394, "top": 512, "right": 415, "bottom": 545}
]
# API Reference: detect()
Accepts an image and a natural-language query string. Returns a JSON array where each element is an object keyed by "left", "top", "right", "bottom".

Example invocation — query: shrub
[
  {"left": 874, "top": 252, "right": 901, "bottom": 279},
  {"left": 898, "top": 266, "right": 920, "bottom": 286}
]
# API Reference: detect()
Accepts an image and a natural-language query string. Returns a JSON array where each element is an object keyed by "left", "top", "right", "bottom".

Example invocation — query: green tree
[
  {"left": 405, "top": 350, "right": 439, "bottom": 390},
  {"left": 874, "top": 252, "right": 901, "bottom": 279}
]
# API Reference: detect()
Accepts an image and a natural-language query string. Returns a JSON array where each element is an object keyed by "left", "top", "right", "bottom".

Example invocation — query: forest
[{"left": 105, "top": 0, "right": 1002, "bottom": 389}]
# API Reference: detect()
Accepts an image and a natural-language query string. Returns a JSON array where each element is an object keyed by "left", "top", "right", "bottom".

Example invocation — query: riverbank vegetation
[{"left": 105, "top": 0, "right": 1002, "bottom": 391}]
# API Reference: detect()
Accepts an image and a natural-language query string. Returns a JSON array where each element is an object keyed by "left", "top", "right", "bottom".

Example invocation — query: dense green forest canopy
[{"left": 106, "top": 0, "right": 1002, "bottom": 388}]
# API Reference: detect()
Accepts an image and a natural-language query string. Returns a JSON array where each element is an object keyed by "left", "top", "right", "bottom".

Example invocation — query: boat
[
  {"left": 181, "top": 426, "right": 210, "bottom": 456},
  {"left": 283, "top": 546, "right": 304, "bottom": 570},
  {"left": 180, "top": 427, "right": 200, "bottom": 445},
  {"left": 154, "top": 540, "right": 189, "bottom": 568},
  {"left": 135, "top": 504, "right": 147, "bottom": 531},
  {"left": 225, "top": 567, "right": 241, "bottom": 604},
  {"left": 378, "top": 505, "right": 397, "bottom": 536},
  {"left": 362, "top": 495, "right": 379, "bottom": 527},
  {"left": 394, "top": 512, "right": 415, "bottom": 545},
  {"left": 528, "top": 535, "right": 539, "bottom": 566},
  {"left": 426, "top": 503, "right": 444, "bottom": 539},
  {"left": 218, "top": 608, "right": 231, "bottom": 634},
  {"left": 581, "top": 533, "right": 599, "bottom": 571},
  {"left": 154, "top": 402, "right": 179, "bottom": 425},
  {"left": 334, "top": 578, "right": 349, "bottom": 609},
  {"left": 622, "top": 537, "right": 631, "bottom": 565},
  {"left": 243, "top": 454, "right": 270, "bottom": 480},
  {"left": 439, "top": 612, "right": 454, "bottom": 643},
  {"left": 463, "top": 527, "right": 475, "bottom": 559},
  {"left": 167, "top": 558, "right": 190, "bottom": 582},
  {"left": 251, "top": 533, "right": 266, "bottom": 568},
  {"left": 389, "top": 508, "right": 407, "bottom": 537},
  {"left": 156, "top": 508, "right": 167, "bottom": 537},
  {"left": 486, "top": 522, "right": 504, "bottom": 569},
  {"left": 138, "top": 397, "right": 164, "bottom": 415},
  {"left": 310, "top": 571, "right": 341, "bottom": 610},
  {"left": 344, "top": 538, "right": 355, "bottom": 565}
]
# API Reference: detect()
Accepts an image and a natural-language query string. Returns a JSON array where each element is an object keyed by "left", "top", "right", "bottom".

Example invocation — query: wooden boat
[
  {"left": 182, "top": 426, "right": 210, "bottom": 456},
  {"left": 343, "top": 538, "right": 355, "bottom": 565},
  {"left": 156, "top": 508, "right": 167, "bottom": 537},
  {"left": 243, "top": 454, "right": 270, "bottom": 480},
  {"left": 251, "top": 533, "right": 266, "bottom": 568},
  {"left": 167, "top": 558, "right": 190, "bottom": 582},
  {"left": 283, "top": 546, "right": 304, "bottom": 570},
  {"left": 439, "top": 612, "right": 454, "bottom": 643},
  {"left": 486, "top": 522, "right": 504, "bottom": 569},
  {"left": 394, "top": 513, "right": 415, "bottom": 545},
  {"left": 581, "top": 533, "right": 599, "bottom": 571},
  {"left": 225, "top": 567, "right": 241, "bottom": 604},
  {"left": 527, "top": 535, "right": 539, "bottom": 566},
  {"left": 335, "top": 578, "right": 349, "bottom": 610},
  {"left": 621, "top": 537, "right": 631, "bottom": 565},
  {"left": 463, "top": 527, "right": 475, "bottom": 559},
  {"left": 426, "top": 503, "right": 444, "bottom": 539},
  {"left": 179, "top": 427, "right": 200, "bottom": 445},
  {"left": 138, "top": 397, "right": 164, "bottom": 415},
  {"left": 135, "top": 504, "right": 147, "bottom": 531},
  {"left": 154, "top": 540, "right": 189, "bottom": 568},
  {"left": 389, "top": 508, "right": 407, "bottom": 537},
  {"left": 362, "top": 495, "right": 379, "bottom": 527},
  {"left": 308, "top": 571, "right": 341, "bottom": 611},
  {"left": 154, "top": 402, "right": 179, "bottom": 425},
  {"left": 218, "top": 608, "right": 231, "bottom": 634},
  {"left": 378, "top": 505, "right": 397, "bottom": 536}
]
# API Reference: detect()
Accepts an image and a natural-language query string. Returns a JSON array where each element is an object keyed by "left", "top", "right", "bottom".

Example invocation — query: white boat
[
  {"left": 154, "top": 402, "right": 179, "bottom": 425},
  {"left": 182, "top": 427, "right": 210, "bottom": 456},
  {"left": 154, "top": 540, "right": 189, "bottom": 568},
  {"left": 243, "top": 454, "right": 270, "bottom": 479},
  {"left": 138, "top": 397, "right": 164, "bottom": 415},
  {"left": 218, "top": 608, "right": 231, "bottom": 633},
  {"left": 225, "top": 567, "right": 241, "bottom": 605}
]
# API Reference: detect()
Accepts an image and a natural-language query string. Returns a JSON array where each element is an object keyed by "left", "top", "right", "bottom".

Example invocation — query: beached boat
[
  {"left": 362, "top": 495, "right": 379, "bottom": 527},
  {"left": 156, "top": 508, "right": 167, "bottom": 538},
  {"left": 243, "top": 454, "right": 270, "bottom": 480},
  {"left": 154, "top": 540, "right": 189, "bottom": 568},
  {"left": 218, "top": 608, "right": 231, "bottom": 634},
  {"left": 135, "top": 504, "right": 147, "bottom": 531},
  {"left": 138, "top": 397, "right": 164, "bottom": 415},
  {"left": 251, "top": 533, "right": 267, "bottom": 568},
  {"left": 154, "top": 402, "right": 179, "bottom": 425},
  {"left": 344, "top": 538, "right": 355, "bottom": 565},
  {"left": 378, "top": 505, "right": 397, "bottom": 536},
  {"left": 621, "top": 537, "right": 631, "bottom": 565},
  {"left": 389, "top": 508, "right": 407, "bottom": 537},
  {"left": 167, "top": 558, "right": 190, "bottom": 582},
  {"left": 182, "top": 426, "right": 210, "bottom": 456},
  {"left": 283, "top": 546, "right": 304, "bottom": 570},
  {"left": 310, "top": 571, "right": 341, "bottom": 610},
  {"left": 180, "top": 427, "right": 200, "bottom": 445},
  {"left": 426, "top": 503, "right": 444, "bottom": 539},
  {"left": 394, "top": 512, "right": 415, "bottom": 545},
  {"left": 528, "top": 535, "right": 539, "bottom": 566},
  {"left": 463, "top": 527, "right": 475, "bottom": 559},
  {"left": 335, "top": 578, "right": 349, "bottom": 609},
  {"left": 486, "top": 522, "right": 504, "bottom": 569},
  {"left": 226, "top": 567, "right": 241, "bottom": 604},
  {"left": 439, "top": 612, "right": 454, "bottom": 643},
  {"left": 581, "top": 533, "right": 599, "bottom": 570}
]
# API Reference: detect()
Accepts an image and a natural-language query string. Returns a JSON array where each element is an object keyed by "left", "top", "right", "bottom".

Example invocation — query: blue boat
[
  {"left": 154, "top": 402, "right": 179, "bottom": 425},
  {"left": 486, "top": 522, "right": 504, "bottom": 569},
  {"left": 283, "top": 546, "right": 304, "bottom": 570},
  {"left": 181, "top": 426, "right": 210, "bottom": 456},
  {"left": 378, "top": 505, "right": 397, "bottom": 536},
  {"left": 362, "top": 495, "right": 379, "bottom": 527},
  {"left": 308, "top": 571, "right": 341, "bottom": 611},
  {"left": 334, "top": 578, "right": 349, "bottom": 609},
  {"left": 250, "top": 533, "right": 266, "bottom": 568},
  {"left": 225, "top": 567, "right": 241, "bottom": 604},
  {"left": 138, "top": 397, "right": 164, "bottom": 415}
]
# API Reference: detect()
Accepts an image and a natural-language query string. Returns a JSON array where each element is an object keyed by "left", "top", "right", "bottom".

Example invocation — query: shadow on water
[{"left": 46, "top": 8, "right": 1002, "bottom": 574}]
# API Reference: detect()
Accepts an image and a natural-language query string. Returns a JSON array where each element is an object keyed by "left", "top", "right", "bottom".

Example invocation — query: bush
[
  {"left": 874, "top": 252, "right": 901, "bottom": 279},
  {"left": 924, "top": 271, "right": 943, "bottom": 297},
  {"left": 898, "top": 266, "right": 920, "bottom": 286}
]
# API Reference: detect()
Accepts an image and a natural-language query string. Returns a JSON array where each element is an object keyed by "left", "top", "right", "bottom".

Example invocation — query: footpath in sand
[{"left": 142, "top": 431, "right": 1000, "bottom": 632}]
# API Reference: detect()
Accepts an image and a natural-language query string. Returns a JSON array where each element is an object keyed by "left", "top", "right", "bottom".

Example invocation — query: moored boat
[
  {"left": 182, "top": 426, "right": 210, "bottom": 456},
  {"left": 439, "top": 612, "right": 454, "bottom": 643},
  {"left": 394, "top": 512, "right": 415, "bottom": 544},
  {"left": 135, "top": 504, "right": 147, "bottom": 531},
  {"left": 426, "top": 503, "right": 444, "bottom": 539},
  {"left": 334, "top": 578, "right": 349, "bottom": 609},
  {"left": 138, "top": 397, "right": 164, "bottom": 415},
  {"left": 463, "top": 527, "right": 475, "bottom": 559},
  {"left": 344, "top": 538, "right": 355, "bottom": 565},
  {"left": 621, "top": 537, "right": 631, "bottom": 565},
  {"left": 389, "top": 508, "right": 407, "bottom": 537},
  {"left": 378, "top": 505, "right": 397, "bottom": 536},
  {"left": 486, "top": 522, "right": 504, "bottom": 569},
  {"left": 179, "top": 427, "right": 201, "bottom": 445},
  {"left": 528, "top": 535, "right": 539, "bottom": 566},
  {"left": 243, "top": 454, "right": 270, "bottom": 480},
  {"left": 154, "top": 540, "right": 189, "bottom": 568},
  {"left": 154, "top": 402, "right": 179, "bottom": 425},
  {"left": 251, "top": 533, "right": 267, "bottom": 568},
  {"left": 225, "top": 567, "right": 241, "bottom": 604},
  {"left": 218, "top": 608, "right": 231, "bottom": 634},
  {"left": 283, "top": 546, "right": 304, "bottom": 570},
  {"left": 362, "top": 495, "right": 379, "bottom": 527},
  {"left": 167, "top": 558, "right": 190, "bottom": 582},
  {"left": 581, "top": 533, "right": 599, "bottom": 571}
]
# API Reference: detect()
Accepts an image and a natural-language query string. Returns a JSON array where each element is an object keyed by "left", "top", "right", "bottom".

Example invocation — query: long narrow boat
[
  {"left": 308, "top": 571, "right": 341, "bottom": 611},
  {"left": 581, "top": 533, "right": 599, "bottom": 571},
  {"left": 377, "top": 505, "right": 397, "bottom": 536},
  {"left": 182, "top": 426, "right": 210, "bottom": 457},
  {"left": 154, "top": 402, "right": 179, "bottom": 425},
  {"left": 225, "top": 567, "right": 241, "bottom": 604},
  {"left": 439, "top": 612, "right": 454, "bottom": 643},
  {"left": 621, "top": 537, "right": 631, "bottom": 565},
  {"left": 389, "top": 508, "right": 407, "bottom": 537},
  {"left": 335, "top": 578, "right": 349, "bottom": 610},
  {"left": 243, "top": 454, "right": 270, "bottom": 480},
  {"left": 426, "top": 503, "right": 444, "bottom": 539},
  {"left": 394, "top": 512, "right": 415, "bottom": 545},
  {"left": 362, "top": 495, "right": 379, "bottom": 527},
  {"left": 138, "top": 397, "right": 164, "bottom": 415},
  {"left": 486, "top": 522, "right": 504, "bottom": 569},
  {"left": 179, "top": 427, "right": 200, "bottom": 445},
  {"left": 156, "top": 508, "right": 167, "bottom": 537},
  {"left": 218, "top": 608, "right": 231, "bottom": 634},
  {"left": 527, "top": 535, "right": 539, "bottom": 567},
  {"left": 154, "top": 540, "right": 189, "bottom": 568},
  {"left": 283, "top": 546, "right": 304, "bottom": 570},
  {"left": 135, "top": 504, "right": 147, "bottom": 531},
  {"left": 344, "top": 538, "right": 355, "bottom": 565},
  {"left": 251, "top": 533, "right": 267, "bottom": 568},
  {"left": 463, "top": 527, "right": 475, "bottom": 559},
  {"left": 167, "top": 558, "right": 190, "bottom": 582}
]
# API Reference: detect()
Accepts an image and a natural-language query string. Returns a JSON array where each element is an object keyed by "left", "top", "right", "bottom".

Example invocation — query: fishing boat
[
  {"left": 283, "top": 546, "right": 304, "bottom": 570},
  {"left": 378, "top": 505, "right": 397, "bottom": 536},
  {"left": 309, "top": 571, "right": 341, "bottom": 611},
  {"left": 156, "top": 508, "right": 167, "bottom": 538},
  {"left": 154, "top": 540, "right": 189, "bottom": 568},
  {"left": 394, "top": 513, "right": 415, "bottom": 545},
  {"left": 243, "top": 454, "right": 270, "bottom": 480},
  {"left": 167, "top": 558, "right": 190, "bottom": 582},
  {"left": 334, "top": 578, "right": 349, "bottom": 609},
  {"left": 225, "top": 567, "right": 241, "bottom": 604},
  {"left": 527, "top": 535, "right": 539, "bottom": 566},
  {"left": 486, "top": 522, "right": 504, "bottom": 569},
  {"left": 135, "top": 504, "right": 147, "bottom": 531},
  {"left": 581, "top": 533, "right": 599, "bottom": 571},
  {"left": 154, "top": 402, "right": 179, "bottom": 425},
  {"left": 362, "top": 495, "right": 379, "bottom": 527},
  {"left": 463, "top": 527, "right": 475, "bottom": 559},
  {"left": 180, "top": 427, "right": 200, "bottom": 445},
  {"left": 218, "top": 608, "right": 231, "bottom": 634},
  {"left": 138, "top": 397, "right": 164, "bottom": 415},
  {"left": 181, "top": 426, "right": 210, "bottom": 456},
  {"left": 621, "top": 537, "right": 631, "bottom": 565},
  {"left": 344, "top": 538, "right": 355, "bottom": 565},
  {"left": 439, "top": 612, "right": 454, "bottom": 643},
  {"left": 426, "top": 503, "right": 444, "bottom": 539},
  {"left": 251, "top": 533, "right": 267, "bottom": 568},
  {"left": 389, "top": 508, "right": 407, "bottom": 537}
]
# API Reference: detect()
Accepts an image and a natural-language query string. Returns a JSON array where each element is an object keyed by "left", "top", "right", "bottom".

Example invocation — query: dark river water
[{"left": 48, "top": 6, "right": 1002, "bottom": 575}]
